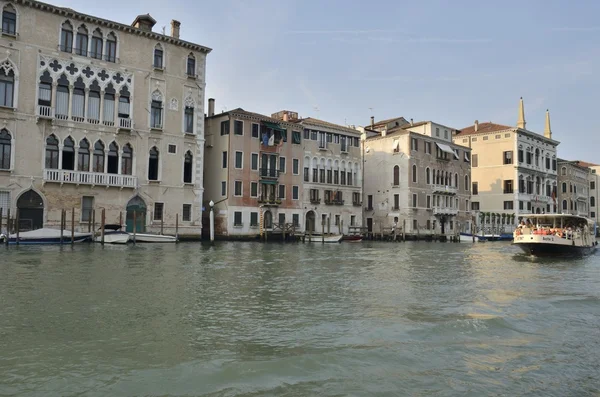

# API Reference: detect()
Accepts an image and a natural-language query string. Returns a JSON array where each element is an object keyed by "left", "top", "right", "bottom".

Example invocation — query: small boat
[
  {"left": 513, "top": 214, "right": 597, "bottom": 256},
  {"left": 306, "top": 234, "right": 343, "bottom": 243},
  {"left": 95, "top": 225, "right": 131, "bottom": 244},
  {"left": 460, "top": 232, "right": 512, "bottom": 242},
  {"left": 0, "top": 228, "right": 93, "bottom": 245},
  {"left": 343, "top": 235, "right": 363, "bottom": 242},
  {"left": 459, "top": 233, "right": 486, "bottom": 242},
  {"left": 129, "top": 232, "right": 177, "bottom": 243}
]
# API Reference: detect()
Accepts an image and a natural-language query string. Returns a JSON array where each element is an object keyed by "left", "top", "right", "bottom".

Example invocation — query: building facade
[
  {"left": 203, "top": 104, "right": 305, "bottom": 237},
  {"left": 0, "top": 1, "right": 210, "bottom": 236},
  {"left": 557, "top": 160, "right": 589, "bottom": 217},
  {"left": 363, "top": 120, "right": 472, "bottom": 236},
  {"left": 454, "top": 99, "right": 560, "bottom": 230}
]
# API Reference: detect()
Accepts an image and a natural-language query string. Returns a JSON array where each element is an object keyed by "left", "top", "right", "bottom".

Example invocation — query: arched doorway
[
  {"left": 263, "top": 210, "right": 273, "bottom": 229},
  {"left": 536, "top": 207, "right": 541, "bottom": 214},
  {"left": 17, "top": 190, "right": 44, "bottom": 231},
  {"left": 305, "top": 210, "right": 316, "bottom": 233},
  {"left": 126, "top": 196, "right": 146, "bottom": 233}
]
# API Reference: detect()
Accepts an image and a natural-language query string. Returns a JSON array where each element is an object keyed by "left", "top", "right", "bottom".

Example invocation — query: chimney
[
  {"left": 474, "top": 120, "right": 479, "bottom": 132},
  {"left": 517, "top": 97, "right": 526, "bottom": 129},
  {"left": 208, "top": 98, "right": 215, "bottom": 117},
  {"left": 381, "top": 128, "right": 387, "bottom": 137},
  {"left": 544, "top": 109, "right": 552, "bottom": 140},
  {"left": 410, "top": 118, "right": 414, "bottom": 126},
  {"left": 370, "top": 116, "right": 374, "bottom": 129},
  {"left": 131, "top": 14, "right": 156, "bottom": 32},
  {"left": 170, "top": 20, "right": 181, "bottom": 39},
  {"left": 283, "top": 112, "right": 289, "bottom": 122}
]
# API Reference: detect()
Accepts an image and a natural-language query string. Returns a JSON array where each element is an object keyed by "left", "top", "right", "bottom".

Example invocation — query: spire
[
  {"left": 544, "top": 109, "right": 552, "bottom": 139},
  {"left": 517, "top": 97, "right": 526, "bottom": 129}
]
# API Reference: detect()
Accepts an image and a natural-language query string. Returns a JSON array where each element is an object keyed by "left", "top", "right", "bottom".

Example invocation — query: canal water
[{"left": 1, "top": 241, "right": 599, "bottom": 396}]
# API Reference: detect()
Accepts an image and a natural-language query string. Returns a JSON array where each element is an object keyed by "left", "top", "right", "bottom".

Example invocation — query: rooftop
[
  {"left": 294, "top": 117, "right": 361, "bottom": 134},
  {"left": 456, "top": 122, "right": 513, "bottom": 136}
]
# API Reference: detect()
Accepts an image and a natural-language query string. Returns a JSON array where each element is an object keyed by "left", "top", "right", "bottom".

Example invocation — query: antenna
[{"left": 161, "top": 26, "right": 166, "bottom": 35}]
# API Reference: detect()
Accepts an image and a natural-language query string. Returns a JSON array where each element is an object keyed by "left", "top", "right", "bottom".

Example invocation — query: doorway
[
  {"left": 126, "top": 196, "right": 146, "bottom": 233},
  {"left": 17, "top": 190, "right": 44, "bottom": 231},
  {"left": 305, "top": 210, "right": 315, "bottom": 233}
]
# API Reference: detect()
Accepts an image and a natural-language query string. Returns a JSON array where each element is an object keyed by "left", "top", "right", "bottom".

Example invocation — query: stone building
[
  {"left": 0, "top": 1, "right": 210, "bottom": 236},
  {"left": 454, "top": 99, "right": 560, "bottom": 228},
  {"left": 363, "top": 119, "right": 472, "bottom": 236},
  {"left": 557, "top": 160, "right": 589, "bottom": 217}
]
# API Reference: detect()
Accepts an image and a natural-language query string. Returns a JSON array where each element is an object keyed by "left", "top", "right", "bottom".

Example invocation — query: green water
[{"left": 1, "top": 242, "right": 599, "bottom": 396}]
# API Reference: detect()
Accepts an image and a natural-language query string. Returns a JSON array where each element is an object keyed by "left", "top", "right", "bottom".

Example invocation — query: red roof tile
[{"left": 456, "top": 122, "right": 513, "bottom": 136}]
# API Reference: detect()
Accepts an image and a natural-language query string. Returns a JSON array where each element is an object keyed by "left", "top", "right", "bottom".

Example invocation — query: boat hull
[
  {"left": 129, "top": 233, "right": 177, "bottom": 243},
  {"left": 95, "top": 231, "right": 131, "bottom": 244},
  {"left": 306, "top": 234, "right": 343, "bottom": 243},
  {"left": 514, "top": 241, "right": 597, "bottom": 256},
  {"left": 2, "top": 228, "right": 92, "bottom": 245}
]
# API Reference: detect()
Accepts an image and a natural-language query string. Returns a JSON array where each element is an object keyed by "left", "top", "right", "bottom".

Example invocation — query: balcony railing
[
  {"left": 310, "top": 198, "right": 321, "bottom": 204},
  {"left": 318, "top": 141, "right": 328, "bottom": 150},
  {"left": 353, "top": 201, "right": 362, "bottom": 207},
  {"left": 431, "top": 184, "right": 458, "bottom": 195},
  {"left": 37, "top": 105, "right": 53, "bottom": 119},
  {"left": 259, "top": 168, "right": 280, "bottom": 179},
  {"left": 36, "top": 106, "right": 132, "bottom": 129},
  {"left": 433, "top": 207, "right": 459, "bottom": 215},
  {"left": 257, "top": 197, "right": 281, "bottom": 206},
  {"left": 119, "top": 117, "right": 132, "bottom": 130},
  {"left": 43, "top": 169, "right": 137, "bottom": 188}
]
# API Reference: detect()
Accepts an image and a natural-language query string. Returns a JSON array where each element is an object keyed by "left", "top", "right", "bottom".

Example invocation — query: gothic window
[
  {"left": 71, "top": 77, "right": 85, "bottom": 122},
  {"left": 38, "top": 71, "right": 52, "bottom": 107},
  {"left": 562, "top": 182, "right": 567, "bottom": 193},
  {"left": 107, "top": 141, "right": 118, "bottom": 174},
  {"left": 186, "top": 53, "right": 196, "bottom": 76},
  {"left": 591, "top": 197, "right": 596, "bottom": 207},
  {"left": 148, "top": 146, "right": 159, "bottom": 180},
  {"left": 60, "top": 21, "right": 73, "bottom": 52},
  {"left": 0, "top": 62, "right": 14, "bottom": 108},
  {"left": 45, "top": 134, "right": 59, "bottom": 169},
  {"left": 78, "top": 138, "right": 90, "bottom": 171},
  {"left": 412, "top": 164, "right": 417, "bottom": 183},
  {"left": 106, "top": 32, "right": 117, "bottom": 62},
  {"left": 118, "top": 86, "right": 130, "bottom": 118},
  {"left": 426, "top": 167, "right": 430, "bottom": 184},
  {"left": 0, "top": 128, "right": 10, "bottom": 169},
  {"left": 55, "top": 74, "right": 69, "bottom": 119},
  {"left": 103, "top": 83, "right": 115, "bottom": 125},
  {"left": 535, "top": 148, "right": 540, "bottom": 166},
  {"left": 454, "top": 173, "right": 458, "bottom": 188},
  {"left": 153, "top": 44, "right": 163, "bottom": 68},
  {"left": 562, "top": 200, "right": 567, "bottom": 211},
  {"left": 92, "top": 140, "right": 105, "bottom": 173},
  {"left": 90, "top": 28, "right": 103, "bottom": 59},
  {"left": 2, "top": 4, "right": 16, "bottom": 35},
  {"left": 184, "top": 151, "right": 193, "bottom": 183},
  {"left": 121, "top": 143, "right": 133, "bottom": 175},
  {"left": 62, "top": 136, "right": 75, "bottom": 170},
  {"left": 151, "top": 91, "right": 163, "bottom": 128},
  {"left": 75, "top": 25, "right": 88, "bottom": 56},
  {"left": 393, "top": 165, "right": 400, "bottom": 186},
  {"left": 464, "top": 175, "right": 470, "bottom": 191}
]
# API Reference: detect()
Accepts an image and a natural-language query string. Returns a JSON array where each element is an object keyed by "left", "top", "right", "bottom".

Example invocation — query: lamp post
[{"left": 209, "top": 200, "right": 214, "bottom": 243}]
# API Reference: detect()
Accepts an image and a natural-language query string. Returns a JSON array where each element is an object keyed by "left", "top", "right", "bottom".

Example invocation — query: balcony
[
  {"left": 318, "top": 141, "right": 328, "bottom": 151},
  {"left": 43, "top": 169, "right": 137, "bottom": 189},
  {"left": 365, "top": 206, "right": 373, "bottom": 211},
  {"left": 433, "top": 207, "right": 458, "bottom": 216},
  {"left": 37, "top": 105, "right": 53, "bottom": 119},
  {"left": 257, "top": 197, "right": 281, "bottom": 206},
  {"left": 431, "top": 184, "right": 457, "bottom": 195},
  {"left": 36, "top": 106, "right": 132, "bottom": 130},
  {"left": 353, "top": 201, "right": 362, "bottom": 207},
  {"left": 334, "top": 200, "right": 345, "bottom": 206},
  {"left": 119, "top": 117, "right": 132, "bottom": 130},
  {"left": 310, "top": 198, "right": 321, "bottom": 204},
  {"left": 259, "top": 168, "right": 280, "bottom": 179}
]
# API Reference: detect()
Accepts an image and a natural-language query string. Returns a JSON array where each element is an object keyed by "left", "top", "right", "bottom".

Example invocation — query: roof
[
  {"left": 401, "top": 121, "right": 429, "bottom": 129},
  {"left": 132, "top": 13, "right": 157, "bottom": 25},
  {"left": 22, "top": 0, "right": 211, "bottom": 53},
  {"left": 371, "top": 116, "right": 408, "bottom": 128},
  {"left": 208, "top": 108, "right": 301, "bottom": 129},
  {"left": 575, "top": 160, "right": 599, "bottom": 168},
  {"left": 456, "top": 122, "right": 513, "bottom": 136},
  {"left": 295, "top": 117, "right": 361, "bottom": 134}
]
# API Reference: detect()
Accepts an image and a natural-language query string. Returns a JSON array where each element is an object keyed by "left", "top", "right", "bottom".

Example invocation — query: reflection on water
[{"left": 1, "top": 241, "right": 599, "bottom": 396}]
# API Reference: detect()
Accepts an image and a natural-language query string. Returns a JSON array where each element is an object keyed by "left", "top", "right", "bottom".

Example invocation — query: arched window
[
  {"left": 426, "top": 167, "right": 430, "bottom": 184},
  {"left": 121, "top": 143, "right": 133, "bottom": 175},
  {"left": 75, "top": 25, "right": 88, "bottom": 56},
  {"left": 591, "top": 197, "right": 596, "bottom": 207},
  {"left": 393, "top": 165, "right": 400, "bottom": 186},
  {"left": 62, "top": 136, "right": 75, "bottom": 170},
  {"left": 150, "top": 90, "right": 163, "bottom": 128},
  {"left": 93, "top": 140, "right": 105, "bottom": 173},
  {"left": 444, "top": 172, "right": 449, "bottom": 186},
  {"left": 103, "top": 83, "right": 115, "bottom": 125},
  {"left": 90, "top": 28, "right": 103, "bottom": 59},
  {"left": 55, "top": 74, "right": 69, "bottom": 119},
  {"left": 2, "top": 4, "right": 17, "bottom": 35},
  {"left": 184, "top": 151, "right": 193, "bottom": 183},
  {"left": 45, "top": 134, "right": 59, "bottom": 169},
  {"left": 71, "top": 77, "right": 85, "bottom": 122},
  {"left": 148, "top": 146, "right": 159, "bottom": 180},
  {"left": 562, "top": 200, "right": 567, "bottom": 211},
  {"left": 0, "top": 128, "right": 11, "bottom": 169},
  {"left": 454, "top": 173, "right": 458, "bottom": 188},
  {"left": 153, "top": 44, "right": 163, "bottom": 68},
  {"left": 412, "top": 164, "right": 417, "bottom": 183},
  {"left": 78, "top": 138, "right": 90, "bottom": 171},
  {"left": 184, "top": 101, "right": 194, "bottom": 133},
  {"left": 0, "top": 61, "right": 15, "bottom": 108},
  {"left": 87, "top": 80, "right": 101, "bottom": 123},
  {"left": 107, "top": 141, "right": 118, "bottom": 174},
  {"left": 60, "top": 21, "right": 73, "bottom": 52},
  {"left": 186, "top": 53, "right": 196, "bottom": 76},
  {"left": 38, "top": 70, "right": 52, "bottom": 110},
  {"left": 535, "top": 148, "right": 540, "bottom": 166},
  {"left": 562, "top": 182, "right": 567, "bottom": 193},
  {"left": 464, "top": 175, "right": 469, "bottom": 191},
  {"left": 561, "top": 166, "right": 567, "bottom": 176},
  {"left": 535, "top": 176, "right": 541, "bottom": 195},
  {"left": 106, "top": 32, "right": 117, "bottom": 62},
  {"left": 118, "top": 85, "right": 130, "bottom": 119}
]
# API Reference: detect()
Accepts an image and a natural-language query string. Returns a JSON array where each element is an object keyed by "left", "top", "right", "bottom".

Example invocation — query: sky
[{"left": 56, "top": 0, "right": 600, "bottom": 162}]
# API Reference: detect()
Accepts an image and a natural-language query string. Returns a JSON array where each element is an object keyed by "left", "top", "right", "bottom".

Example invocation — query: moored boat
[
  {"left": 94, "top": 225, "right": 131, "bottom": 244},
  {"left": 129, "top": 233, "right": 177, "bottom": 243},
  {"left": 342, "top": 235, "right": 363, "bottom": 242},
  {"left": 306, "top": 234, "right": 343, "bottom": 243},
  {"left": 0, "top": 228, "right": 93, "bottom": 245},
  {"left": 513, "top": 214, "right": 597, "bottom": 256}
]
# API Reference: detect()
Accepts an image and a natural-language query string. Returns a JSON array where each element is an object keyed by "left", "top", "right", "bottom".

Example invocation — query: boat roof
[{"left": 524, "top": 214, "right": 595, "bottom": 225}]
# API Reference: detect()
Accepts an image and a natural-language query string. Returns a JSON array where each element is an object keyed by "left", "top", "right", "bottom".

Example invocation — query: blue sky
[{"left": 58, "top": 0, "right": 600, "bottom": 161}]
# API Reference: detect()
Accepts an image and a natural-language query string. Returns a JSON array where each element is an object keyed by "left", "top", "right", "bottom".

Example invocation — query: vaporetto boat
[{"left": 513, "top": 214, "right": 598, "bottom": 256}]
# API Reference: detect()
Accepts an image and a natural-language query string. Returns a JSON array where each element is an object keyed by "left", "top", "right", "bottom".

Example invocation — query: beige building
[
  {"left": 363, "top": 119, "right": 472, "bottom": 237},
  {"left": 557, "top": 160, "right": 589, "bottom": 217},
  {"left": 0, "top": 1, "right": 210, "bottom": 236},
  {"left": 454, "top": 99, "right": 560, "bottom": 231},
  {"left": 585, "top": 163, "right": 600, "bottom": 224}
]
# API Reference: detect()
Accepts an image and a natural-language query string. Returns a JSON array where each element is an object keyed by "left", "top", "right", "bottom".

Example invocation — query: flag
[{"left": 268, "top": 134, "right": 275, "bottom": 146}]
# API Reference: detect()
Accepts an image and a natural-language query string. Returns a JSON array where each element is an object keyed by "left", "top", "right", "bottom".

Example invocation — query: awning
[
  {"left": 260, "top": 180, "right": 278, "bottom": 184},
  {"left": 392, "top": 139, "right": 400, "bottom": 152},
  {"left": 263, "top": 121, "right": 286, "bottom": 132},
  {"left": 436, "top": 142, "right": 458, "bottom": 159}
]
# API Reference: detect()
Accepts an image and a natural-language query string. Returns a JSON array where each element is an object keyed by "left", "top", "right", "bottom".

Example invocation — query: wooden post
[
  {"left": 71, "top": 208, "right": 75, "bottom": 245},
  {"left": 15, "top": 208, "right": 19, "bottom": 245},
  {"left": 88, "top": 208, "right": 92, "bottom": 233},
  {"left": 160, "top": 215, "right": 164, "bottom": 235},
  {"left": 282, "top": 223, "right": 286, "bottom": 242},
  {"left": 60, "top": 210, "right": 64, "bottom": 245},
  {"left": 402, "top": 219, "right": 406, "bottom": 242},
  {"left": 175, "top": 213, "right": 179, "bottom": 243},
  {"left": 92, "top": 209, "right": 96, "bottom": 235},
  {"left": 327, "top": 217, "right": 330, "bottom": 235},
  {"left": 322, "top": 220, "right": 325, "bottom": 244},
  {"left": 472, "top": 215, "right": 476, "bottom": 243},
  {"left": 340, "top": 220, "right": 343, "bottom": 236},
  {"left": 119, "top": 212, "right": 123, "bottom": 229},
  {"left": 133, "top": 210, "right": 137, "bottom": 244},
  {"left": 0, "top": 207, "right": 3, "bottom": 238},
  {"left": 5, "top": 208, "right": 10, "bottom": 246},
  {"left": 101, "top": 208, "right": 105, "bottom": 245}
]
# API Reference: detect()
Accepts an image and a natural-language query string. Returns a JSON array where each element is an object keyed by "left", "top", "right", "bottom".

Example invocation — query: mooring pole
[
  {"left": 5, "top": 208, "right": 10, "bottom": 246},
  {"left": 60, "top": 210, "right": 64, "bottom": 245},
  {"left": 15, "top": 208, "right": 19, "bottom": 245},
  {"left": 133, "top": 210, "right": 137, "bottom": 244},
  {"left": 71, "top": 207, "right": 75, "bottom": 245},
  {"left": 175, "top": 213, "right": 179, "bottom": 243},
  {"left": 101, "top": 208, "right": 105, "bottom": 245}
]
